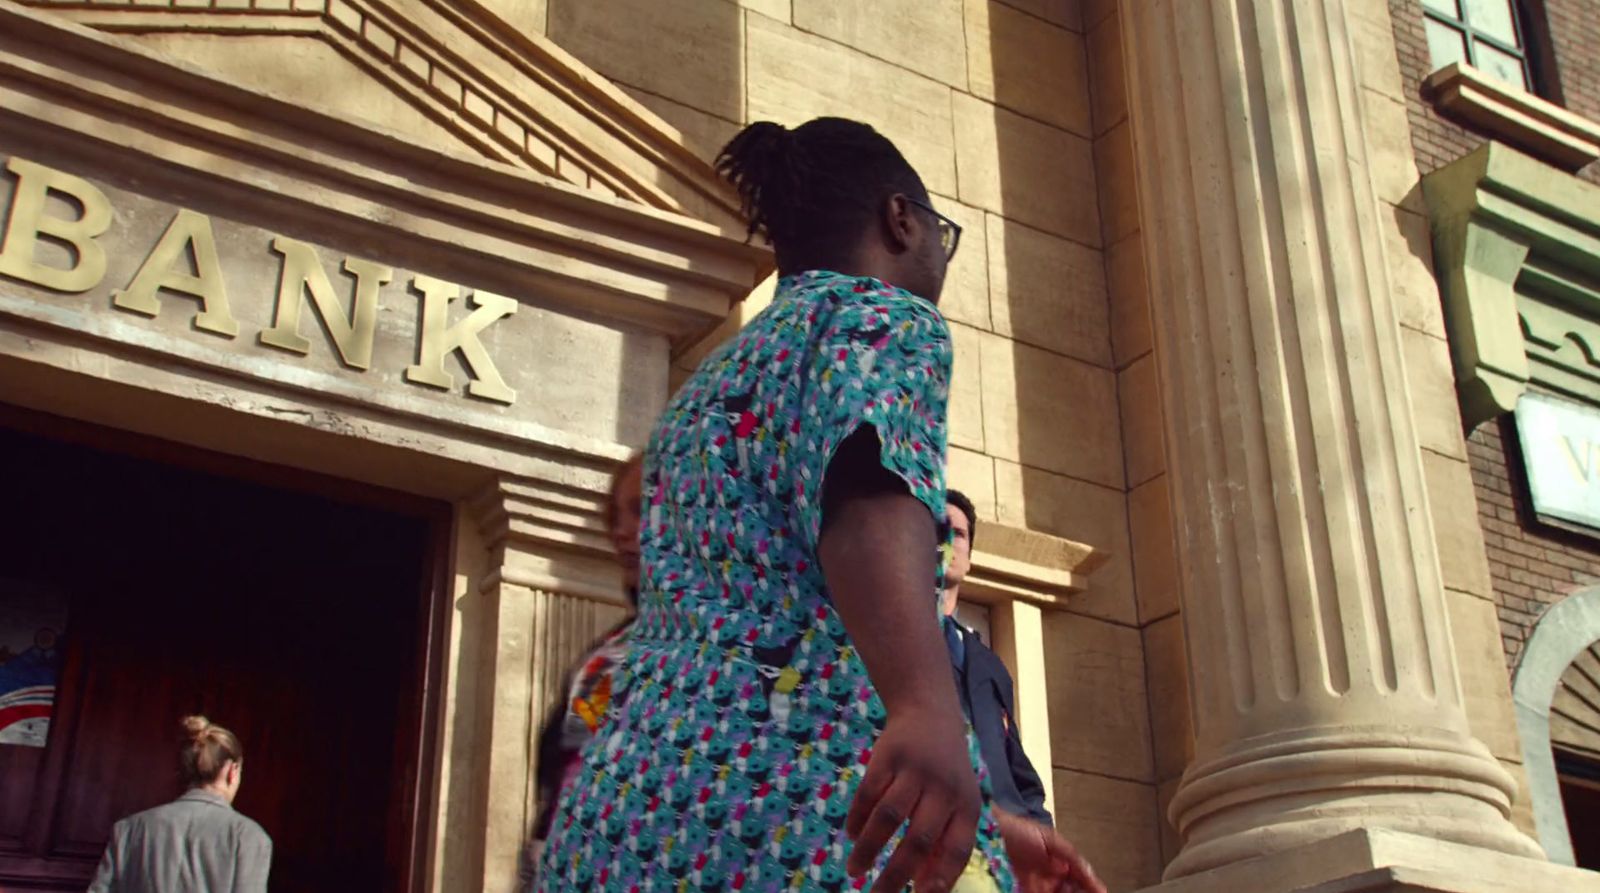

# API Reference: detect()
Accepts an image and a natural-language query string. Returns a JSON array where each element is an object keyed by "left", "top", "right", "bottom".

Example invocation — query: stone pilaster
[
  {"left": 461, "top": 473, "right": 632, "bottom": 893},
  {"left": 1116, "top": 0, "right": 1543, "bottom": 881}
]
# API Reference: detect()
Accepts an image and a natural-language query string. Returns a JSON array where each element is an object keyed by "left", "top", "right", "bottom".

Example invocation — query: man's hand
[
  {"left": 994, "top": 809, "right": 1106, "bottom": 893},
  {"left": 820, "top": 430, "right": 982, "bottom": 893},
  {"left": 845, "top": 703, "right": 980, "bottom": 893}
]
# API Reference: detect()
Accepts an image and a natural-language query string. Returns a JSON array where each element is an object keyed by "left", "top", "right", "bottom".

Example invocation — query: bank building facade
[{"left": 1, "top": 1, "right": 1599, "bottom": 891}]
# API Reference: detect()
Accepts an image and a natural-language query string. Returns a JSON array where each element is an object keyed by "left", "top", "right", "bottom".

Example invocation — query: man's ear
[{"left": 881, "top": 193, "right": 915, "bottom": 254}]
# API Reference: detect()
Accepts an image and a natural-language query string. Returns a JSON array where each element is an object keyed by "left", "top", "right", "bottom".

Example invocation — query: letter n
[{"left": 260, "top": 237, "right": 392, "bottom": 370}]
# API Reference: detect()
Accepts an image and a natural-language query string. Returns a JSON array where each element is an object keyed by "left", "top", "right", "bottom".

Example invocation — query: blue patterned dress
[{"left": 538, "top": 271, "right": 1015, "bottom": 892}]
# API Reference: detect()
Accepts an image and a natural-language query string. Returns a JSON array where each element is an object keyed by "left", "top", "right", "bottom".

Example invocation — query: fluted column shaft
[{"left": 1117, "top": 0, "right": 1542, "bottom": 879}]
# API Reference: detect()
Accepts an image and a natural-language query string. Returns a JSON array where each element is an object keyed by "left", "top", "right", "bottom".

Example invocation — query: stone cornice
[
  {"left": 468, "top": 474, "right": 1105, "bottom": 611},
  {"left": 469, "top": 471, "right": 631, "bottom": 605},
  {"left": 19, "top": 0, "right": 750, "bottom": 229},
  {"left": 0, "top": 2, "right": 769, "bottom": 347},
  {"left": 1423, "top": 63, "right": 1600, "bottom": 173},
  {"left": 1423, "top": 142, "right": 1600, "bottom": 427},
  {"left": 470, "top": 473, "right": 613, "bottom": 559}
]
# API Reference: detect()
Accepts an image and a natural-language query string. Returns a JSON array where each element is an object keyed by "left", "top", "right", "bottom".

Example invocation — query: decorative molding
[
  {"left": 1423, "top": 63, "right": 1600, "bottom": 173},
  {"left": 1423, "top": 142, "right": 1600, "bottom": 428},
  {"left": 467, "top": 478, "right": 1104, "bottom": 610},
  {"left": 959, "top": 520, "right": 1102, "bottom": 609},
  {"left": 468, "top": 471, "right": 635, "bottom": 609},
  {"left": 470, "top": 472, "right": 611, "bottom": 555},
  {"left": 1512, "top": 585, "right": 1600, "bottom": 866},
  {"left": 18, "top": 0, "right": 749, "bottom": 229},
  {"left": 0, "top": 2, "right": 769, "bottom": 329},
  {"left": 947, "top": 518, "right": 1100, "bottom": 608}
]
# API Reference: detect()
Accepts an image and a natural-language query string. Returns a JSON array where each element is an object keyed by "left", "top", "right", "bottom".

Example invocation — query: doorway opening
[
  {"left": 0, "top": 407, "right": 448, "bottom": 892},
  {"left": 1559, "top": 751, "right": 1600, "bottom": 870}
]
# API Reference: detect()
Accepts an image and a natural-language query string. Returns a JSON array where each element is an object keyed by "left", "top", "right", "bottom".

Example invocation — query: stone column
[{"left": 1116, "top": 0, "right": 1543, "bottom": 880}]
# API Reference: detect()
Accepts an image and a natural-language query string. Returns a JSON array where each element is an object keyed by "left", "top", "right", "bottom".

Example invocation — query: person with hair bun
[
  {"left": 537, "top": 118, "right": 1103, "bottom": 893},
  {"left": 88, "top": 716, "right": 272, "bottom": 893}
]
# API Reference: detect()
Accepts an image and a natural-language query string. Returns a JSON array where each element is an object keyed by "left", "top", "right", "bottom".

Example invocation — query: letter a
[{"left": 112, "top": 208, "right": 239, "bottom": 337}]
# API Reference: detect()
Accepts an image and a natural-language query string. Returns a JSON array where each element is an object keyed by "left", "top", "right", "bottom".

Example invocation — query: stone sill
[{"left": 1423, "top": 62, "right": 1600, "bottom": 172}]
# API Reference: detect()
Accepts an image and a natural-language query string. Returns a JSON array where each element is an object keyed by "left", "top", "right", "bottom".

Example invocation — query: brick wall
[
  {"left": 1543, "top": 0, "right": 1600, "bottom": 125},
  {"left": 1388, "top": 0, "right": 1600, "bottom": 185},
  {"left": 1468, "top": 415, "right": 1600, "bottom": 670},
  {"left": 1390, "top": 0, "right": 1600, "bottom": 671}
]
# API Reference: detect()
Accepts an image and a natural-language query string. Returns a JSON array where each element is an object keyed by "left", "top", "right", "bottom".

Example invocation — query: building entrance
[{"left": 0, "top": 410, "right": 444, "bottom": 892}]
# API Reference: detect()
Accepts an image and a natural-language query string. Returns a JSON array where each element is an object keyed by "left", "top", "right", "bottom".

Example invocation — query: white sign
[{"left": 1515, "top": 393, "right": 1600, "bottom": 534}]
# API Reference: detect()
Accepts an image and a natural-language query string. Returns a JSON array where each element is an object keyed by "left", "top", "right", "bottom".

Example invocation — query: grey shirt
[{"left": 87, "top": 789, "right": 272, "bottom": 893}]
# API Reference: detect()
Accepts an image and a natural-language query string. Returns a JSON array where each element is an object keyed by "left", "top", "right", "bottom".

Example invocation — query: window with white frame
[{"left": 1422, "top": 0, "right": 1534, "bottom": 91}]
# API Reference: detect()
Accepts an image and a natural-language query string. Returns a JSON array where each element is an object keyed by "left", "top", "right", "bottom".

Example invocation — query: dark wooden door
[{"left": 0, "top": 418, "right": 441, "bottom": 892}]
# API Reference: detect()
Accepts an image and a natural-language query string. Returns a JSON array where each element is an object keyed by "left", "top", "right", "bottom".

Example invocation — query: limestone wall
[
  {"left": 508, "top": 0, "right": 1168, "bottom": 885},
  {"left": 499, "top": 0, "right": 1554, "bottom": 882}
]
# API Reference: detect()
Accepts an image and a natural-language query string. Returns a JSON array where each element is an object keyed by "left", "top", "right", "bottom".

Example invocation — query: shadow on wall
[
  {"left": 535, "top": 0, "right": 747, "bottom": 443},
  {"left": 977, "top": 2, "right": 1167, "bottom": 892},
  {"left": 543, "top": 0, "right": 746, "bottom": 162}
]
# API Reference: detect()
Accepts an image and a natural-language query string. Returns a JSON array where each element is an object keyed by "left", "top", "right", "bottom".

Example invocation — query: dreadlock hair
[{"left": 715, "top": 118, "right": 929, "bottom": 276}]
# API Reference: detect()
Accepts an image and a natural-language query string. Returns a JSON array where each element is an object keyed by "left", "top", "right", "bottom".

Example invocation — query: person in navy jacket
[{"left": 942, "top": 489, "right": 1054, "bottom": 827}]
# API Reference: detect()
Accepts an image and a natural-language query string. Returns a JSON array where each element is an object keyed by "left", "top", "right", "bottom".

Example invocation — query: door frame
[{"left": 0, "top": 402, "right": 454, "bottom": 892}]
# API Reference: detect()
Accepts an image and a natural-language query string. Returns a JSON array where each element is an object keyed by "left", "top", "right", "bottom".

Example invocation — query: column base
[
  {"left": 1165, "top": 727, "right": 1546, "bottom": 878},
  {"left": 1136, "top": 828, "right": 1600, "bottom": 893}
]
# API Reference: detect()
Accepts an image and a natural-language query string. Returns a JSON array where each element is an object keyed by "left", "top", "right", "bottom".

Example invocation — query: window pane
[
  {"left": 1425, "top": 19, "right": 1469, "bottom": 71},
  {"left": 1423, "top": 0, "right": 1461, "bottom": 15},
  {"left": 1475, "top": 40, "right": 1530, "bottom": 90},
  {"left": 1464, "top": 0, "right": 1520, "bottom": 46}
]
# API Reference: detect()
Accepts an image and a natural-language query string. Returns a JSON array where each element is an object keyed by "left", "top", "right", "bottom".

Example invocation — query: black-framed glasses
[{"left": 906, "top": 197, "right": 962, "bottom": 263}]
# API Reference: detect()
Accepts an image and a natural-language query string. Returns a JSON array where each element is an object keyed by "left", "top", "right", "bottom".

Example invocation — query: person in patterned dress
[{"left": 537, "top": 118, "right": 1102, "bottom": 893}]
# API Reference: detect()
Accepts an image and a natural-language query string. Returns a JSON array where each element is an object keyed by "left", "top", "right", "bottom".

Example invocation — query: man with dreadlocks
[{"left": 536, "top": 118, "right": 1104, "bottom": 893}]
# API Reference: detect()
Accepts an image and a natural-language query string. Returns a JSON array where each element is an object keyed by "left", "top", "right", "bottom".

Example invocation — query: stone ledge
[
  {"left": 1137, "top": 828, "right": 1598, "bottom": 893},
  {"left": 960, "top": 519, "right": 1105, "bottom": 609},
  {"left": 1423, "top": 63, "right": 1600, "bottom": 173}
]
